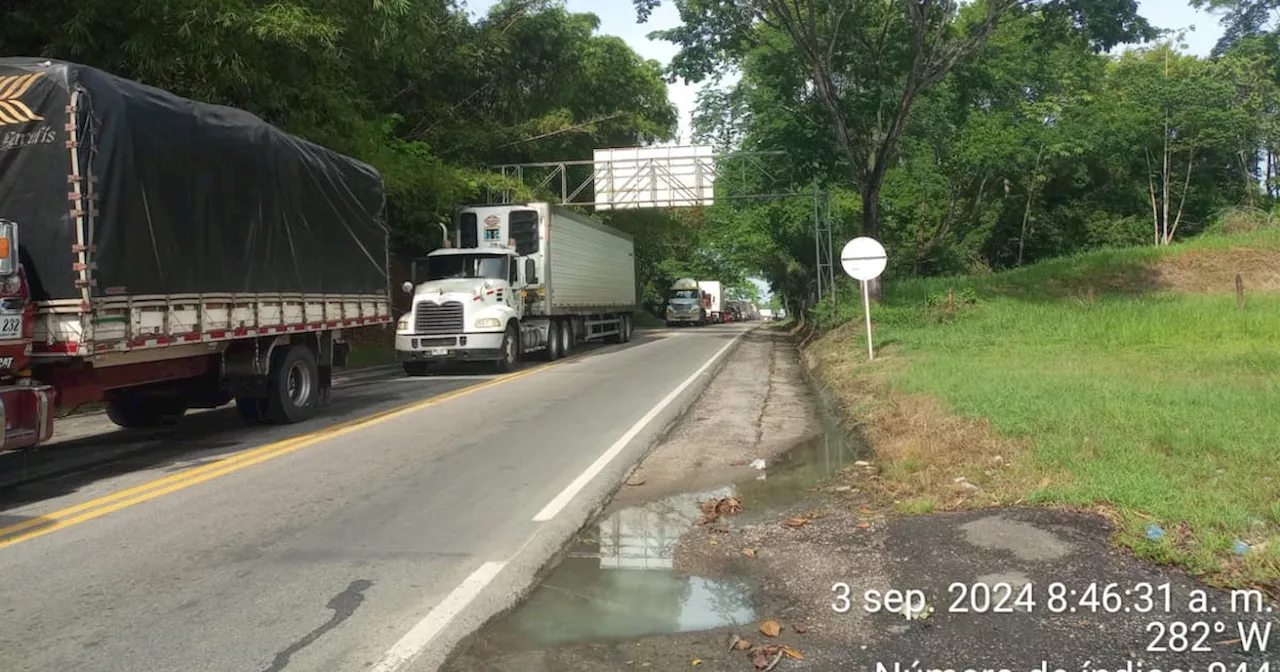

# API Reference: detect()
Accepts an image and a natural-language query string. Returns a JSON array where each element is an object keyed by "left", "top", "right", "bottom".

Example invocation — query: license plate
[
  {"left": 0, "top": 315, "right": 22, "bottom": 340},
  {"left": 428, "top": 348, "right": 448, "bottom": 356}
]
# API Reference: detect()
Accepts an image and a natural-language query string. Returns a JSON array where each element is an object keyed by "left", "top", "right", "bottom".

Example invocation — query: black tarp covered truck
[{"left": 0, "top": 57, "right": 392, "bottom": 449}]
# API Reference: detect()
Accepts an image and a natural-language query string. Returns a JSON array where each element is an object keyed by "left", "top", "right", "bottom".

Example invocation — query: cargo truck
[
  {"left": 698, "top": 281, "right": 723, "bottom": 323},
  {"left": 395, "top": 202, "right": 636, "bottom": 373},
  {"left": 0, "top": 58, "right": 392, "bottom": 449},
  {"left": 664, "top": 277, "right": 706, "bottom": 327}
]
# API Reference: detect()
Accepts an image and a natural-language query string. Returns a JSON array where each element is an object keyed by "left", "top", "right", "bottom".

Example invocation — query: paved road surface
[{"left": 0, "top": 323, "right": 751, "bottom": 672}]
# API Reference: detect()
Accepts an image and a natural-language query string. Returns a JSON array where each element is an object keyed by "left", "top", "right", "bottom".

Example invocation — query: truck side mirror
[
  {"left": 401, "top": 281, "right": 413, "bottom": 294},
  {"left": 525, "top": 258, "right": 537, "bottom": 285}
]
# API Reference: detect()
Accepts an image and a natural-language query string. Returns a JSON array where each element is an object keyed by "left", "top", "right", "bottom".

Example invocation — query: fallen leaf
[
  {"left": 781, "top": 517, "right": 810, "bottom": 528},
  {"left": 783, "top": 647, "right": 804, "bottom": 660},
  {"left": 758, "top": 619, "right": 781, "bottom": 637},
  {"left": 708, "top": 539, "right": 718, "bottom": 546},
  {"left": 697, "top": 514, "right": 718, "bottom": 525},
  {"left": 715, "top": 496, "right": 743, "bottom": 516},
  {"left": 626, "top": 478, "right": 646, "bottom": 486},
  {"left": 855, "top": 521, "right": 871, "bottom": 529},
  {"left": 792, "top": 623, "right": 808, "bottom": 634},
  {"left": 692, "top": 659, "right": 702, "bottom": 666},
  {"left": 1037, "top": 476, "right": 1051, "bottom": 488},
  {"left": 742, "top": 548, "right": 757, "bottom": 558},
  {"left": 751, "top": 650, "right": 769, "bottom": 669},
  {"left": 734, "top": 638, "right": 752, "bottom": 650},
  {"left": 859, "top": 506, "right": 873, "bottom": 515}
]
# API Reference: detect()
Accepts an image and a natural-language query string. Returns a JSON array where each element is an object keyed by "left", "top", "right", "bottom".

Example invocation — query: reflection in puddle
[{"left": 486, "top": 487, "right": 756, "bottom": 647}]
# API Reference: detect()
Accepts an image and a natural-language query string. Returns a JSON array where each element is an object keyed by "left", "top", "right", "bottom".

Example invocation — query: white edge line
[
  {"left": 367, "top": 560, "right": 507, "bottom": 672},
  {"left": 531, "top": 329, "right": 747, "bottom": 522}
]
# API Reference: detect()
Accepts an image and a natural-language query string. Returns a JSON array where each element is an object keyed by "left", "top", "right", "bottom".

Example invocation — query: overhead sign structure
[
  {"left": 840, "top": 237, "right": 887, "bottom": 360},
  {"left": 592, "top": 145, "right": 717, "bottom": 210}
]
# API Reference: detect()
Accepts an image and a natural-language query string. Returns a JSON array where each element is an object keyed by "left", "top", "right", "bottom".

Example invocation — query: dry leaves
[
  {"left": 781, "top": 516, "right": 810, "bottom": 528},
  {"left": 692, "top": 659, "right": 702, "bottom": 666},
  {"left": 758, "top": 619, "right": 782, "bottom": 637},
  {"left": 749, "top": 644, "right": 804, "bottom": 670},
  {"left": 855, "top": 521, "right": 871, "bottom": 529},
  {"left": 742, "top": 547, "right": 757, "bottom": 558},
  {"left": 698, "top": 496, "right": 743, "bottom": 525},
  {"left": 792, "top": 623, "right": 808, "bottom": 634}
]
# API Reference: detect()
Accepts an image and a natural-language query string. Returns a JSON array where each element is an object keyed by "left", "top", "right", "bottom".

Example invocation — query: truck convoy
[
  {"left": 664, "top": 277, "right": 706, "bottom": 327},
  {"left": 0, "top": 58, "right": 392, "bottom": 449},
  {"left": 395, "top": 202, "right": 637, "bottom": 373}
]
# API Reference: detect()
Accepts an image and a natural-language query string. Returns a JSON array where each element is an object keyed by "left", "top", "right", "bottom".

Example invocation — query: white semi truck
[
  {"left": 698, "top": 280, "right": 723, "bottom": 323},
  {"left": 395, "top": 202, "right": 638, "bottom": 374}
]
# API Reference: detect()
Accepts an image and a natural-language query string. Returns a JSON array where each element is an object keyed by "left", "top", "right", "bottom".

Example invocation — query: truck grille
[{"left": 414, "top": 301, "right": 464, "bottom": 334}]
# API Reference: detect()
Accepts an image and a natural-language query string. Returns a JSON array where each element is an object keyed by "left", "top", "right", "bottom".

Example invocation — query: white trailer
[
  {"left": 698, "top": 280, "right": 723, "bottom": 323},
  {"left": 395, "top": 203, "right": 638, "bottom": 373}
]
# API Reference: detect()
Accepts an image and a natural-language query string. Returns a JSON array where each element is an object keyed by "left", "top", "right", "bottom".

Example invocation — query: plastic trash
[
  {"left": 1232, "top": 540, "right": 1250, "bottom": 556},
  {"left": 1145, "top": 523, "right": 1164, "bottom": 541},
  {"left": 750, "top": 458, "right": 767, "bottom": 470}
]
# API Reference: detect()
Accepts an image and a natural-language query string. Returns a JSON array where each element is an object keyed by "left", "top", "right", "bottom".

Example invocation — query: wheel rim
[
  {"left": 550, "top": 325, "right": 560, "bottom": 357},
  {"left": 561, "top": 323, "right": 571, "bottom": 352},
  {"left": 287, "top": 360, "right": 313, "bottom": 405},
  {"left": 505, "top": 331, "right": 516, "bottom": 364}
]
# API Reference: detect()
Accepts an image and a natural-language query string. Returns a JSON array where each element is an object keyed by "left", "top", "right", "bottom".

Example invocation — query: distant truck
[
  {"left": 664, "top": 277, "right": 707, "bottom": 327},
  {"left": 395, "top": 202, "right": 637, "bottom": 373},
  {"left": 698, "top": 281, "right": 723, "bottom": 323},
  {"left": 0, "top": 58, "right": 393, "bottom": 448},
  {"left": 760, "top": 308, "right": 775, "bottom": 321}
]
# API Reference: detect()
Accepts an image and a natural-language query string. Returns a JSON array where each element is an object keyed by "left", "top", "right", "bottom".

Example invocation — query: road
[{"left": 0, "top": 323, "right": 751, "bottom": 672}]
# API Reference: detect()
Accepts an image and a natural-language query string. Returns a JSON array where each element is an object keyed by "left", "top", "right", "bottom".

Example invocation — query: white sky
[{"left": 461, "top": 0, "right": 1226, "bottom": 302}]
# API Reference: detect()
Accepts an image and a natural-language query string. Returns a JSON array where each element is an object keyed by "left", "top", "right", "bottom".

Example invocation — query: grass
[
  {"left": 632, "top": 310, "right": 666, "bottom": 328},
  {"left": 811, "top": 228, "right": 1280, "bottom": 586}
]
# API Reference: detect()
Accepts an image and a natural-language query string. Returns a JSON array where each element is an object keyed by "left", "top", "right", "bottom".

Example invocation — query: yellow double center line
[{"left": 0, "top": 363, "right": 551, "bottom": 549}]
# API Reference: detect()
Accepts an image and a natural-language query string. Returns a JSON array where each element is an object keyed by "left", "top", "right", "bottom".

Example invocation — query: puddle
[
  {"left": 449, "top": 384, "right": 868, "bottom": 663},
  {"left": 463, "top": 486, "right": 756, "bottom": 653}
]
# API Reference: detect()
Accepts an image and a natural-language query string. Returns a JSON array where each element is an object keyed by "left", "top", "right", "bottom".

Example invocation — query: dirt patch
[{"left": 1153, "top": 247, "right": 1280, "bottom": 294}]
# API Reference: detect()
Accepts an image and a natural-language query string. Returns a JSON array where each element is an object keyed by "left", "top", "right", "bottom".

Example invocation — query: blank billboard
[{"left": 592, "top": 145, "right": 717, "bottom": 210}]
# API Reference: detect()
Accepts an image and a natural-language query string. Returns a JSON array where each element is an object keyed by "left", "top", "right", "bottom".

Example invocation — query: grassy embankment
[{"left": 808, "top": 227, "right": 1280, "bottom": 586}]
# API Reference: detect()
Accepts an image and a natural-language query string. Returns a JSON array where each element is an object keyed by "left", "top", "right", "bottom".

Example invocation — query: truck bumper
[
  {"left": 0, "top": 383, "right": 56, "bottom": 451},
  {"left": 395, "top": 332, "right": 505, "bottom": 362}
]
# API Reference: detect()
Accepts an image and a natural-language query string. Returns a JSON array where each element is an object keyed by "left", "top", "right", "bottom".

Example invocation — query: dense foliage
[{"left": 4, "top": 0, "right": 1278, "bottom": 317}]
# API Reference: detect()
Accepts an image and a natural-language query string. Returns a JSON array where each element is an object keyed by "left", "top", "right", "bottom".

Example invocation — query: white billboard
[{"left": 592, "top": 145, "right": 717, "bottom": 210}]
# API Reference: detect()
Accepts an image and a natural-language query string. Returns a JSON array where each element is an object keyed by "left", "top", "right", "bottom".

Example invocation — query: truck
[
  {"left": 0, "top": 58, "right": 392, "bottom": 449},
  {"left": 664, "top": 277, "right": 707, "bottom": 327},
  {"left": 698, "top": 280, "right": 723, "bottom": 323},
  {"left": 395, "top": 202, "right": 637, "bottom": 373}
]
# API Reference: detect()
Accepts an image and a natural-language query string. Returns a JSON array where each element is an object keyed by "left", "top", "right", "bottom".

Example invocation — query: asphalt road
[{"left": 0, "top": 323, "right": 752, "bottom": 672}]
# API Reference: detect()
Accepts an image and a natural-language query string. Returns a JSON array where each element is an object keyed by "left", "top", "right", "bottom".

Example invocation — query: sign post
[{"left": 839, "top": 237, "right": 887, "bottom": 360}]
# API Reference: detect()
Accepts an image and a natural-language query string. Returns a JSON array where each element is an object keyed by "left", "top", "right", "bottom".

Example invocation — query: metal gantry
[{"left": 486, "top": 148, "right": 836, "bottom": 311}]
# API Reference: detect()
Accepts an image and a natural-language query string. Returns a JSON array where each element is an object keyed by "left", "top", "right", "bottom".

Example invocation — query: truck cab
[
  {"left": 396, "top": 246, "right": 528, "bottom": 374},
  {"left": 664, "top": 277, "right": 706, "bottom": 327}
]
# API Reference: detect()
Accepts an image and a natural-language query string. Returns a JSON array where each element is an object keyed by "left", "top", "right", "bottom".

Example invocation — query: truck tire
[
  {"left": 620, "top": 315, "right": 633, "bottom": 343},
  {"left": 544, "top": 320, "right": 562, "bottom": 361},
  {"left": 235, "top": 397, "right": 267, "bottom": 424},
  {"left": 106, "top": 393, "right": 187, "bottom": 429},
  {"left": 495, "top": 323, "right": 519, "bottom": 373},
  {"left": 559, "top": 319, "right": 573, "bottom": 355},
  {"left": 265, "top": 344, "right": 320, "bottom": 424},
  {"left": 403, "top": 362, "right": 431, "bottom": 377}
]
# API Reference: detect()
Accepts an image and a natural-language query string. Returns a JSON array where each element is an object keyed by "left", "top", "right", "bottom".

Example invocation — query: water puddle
[
  {"left": 467, "top": 486, "right": 756, "bottom": 652},
  {"left": 450, "top": 396, "right": 867, "bottom": 662}
]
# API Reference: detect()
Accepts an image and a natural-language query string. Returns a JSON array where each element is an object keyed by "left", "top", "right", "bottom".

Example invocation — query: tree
[{"left": 635, "top": 0, "right": 1154, "bottom": 298}]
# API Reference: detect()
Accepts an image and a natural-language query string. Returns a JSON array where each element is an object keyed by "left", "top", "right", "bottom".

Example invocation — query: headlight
[
  {"left": 474, "top": 317, "right": 501, "bottom": 329},
  {"left": 397, "top": 318, "right": 409, "bottom": 330}
]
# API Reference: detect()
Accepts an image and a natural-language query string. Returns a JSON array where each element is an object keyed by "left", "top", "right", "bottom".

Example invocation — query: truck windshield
[
  {"left": 426, "top": 255, "right": 507, "bottom": 281},
  {"left": 669, "top": 290, "right": 699, "bottom": 299}
]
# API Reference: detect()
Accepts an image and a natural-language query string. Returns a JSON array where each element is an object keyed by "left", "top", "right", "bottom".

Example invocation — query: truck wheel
[
  {"left": 403, "top": 362, "right": 431, "bottom": 377},
  {"left": 621, "top": 315, "right": 633, "bottom": 343},
  {"left": 106, "top": 394, "right": 186, "bottom": 429},
  {"left": 235, "top": 397, "right": 267, "bottom": 424},
  {"left": 265, "top": 344, "right": 320, "bottom": 424},
  {"left": 559, "top": 319, "right": 573, "bottom": 355},
  {"left": 495, "top": 323, "right": 519, "bottom": 373},
  {"left": 544, "top": 320, "right": 562, "bottom": 361}
]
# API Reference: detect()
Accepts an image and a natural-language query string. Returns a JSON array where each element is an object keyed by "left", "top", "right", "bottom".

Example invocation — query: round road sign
[{"left": 840, "top": 237, "right": 887, "bottom": 281}]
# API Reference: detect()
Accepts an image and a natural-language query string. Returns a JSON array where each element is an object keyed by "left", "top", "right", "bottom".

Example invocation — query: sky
[{"left": 462, "top": 0, "right": 1227, "bottom": 303}]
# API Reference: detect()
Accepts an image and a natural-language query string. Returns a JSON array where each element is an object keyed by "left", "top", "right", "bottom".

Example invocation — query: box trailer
[
  {"left": 698, "top": 281, "right": 723, "bottom": 323},
  {"left": 0, "top": 58, "right": 392, "bottom": 449},
  {"left": 395, "top": 202, "right": 637, "bottom": 373}
]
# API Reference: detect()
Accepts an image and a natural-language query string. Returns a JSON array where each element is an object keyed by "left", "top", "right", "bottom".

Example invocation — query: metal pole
[{"left": 862, "top": 280, "right": 874, "bottom": 360}]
